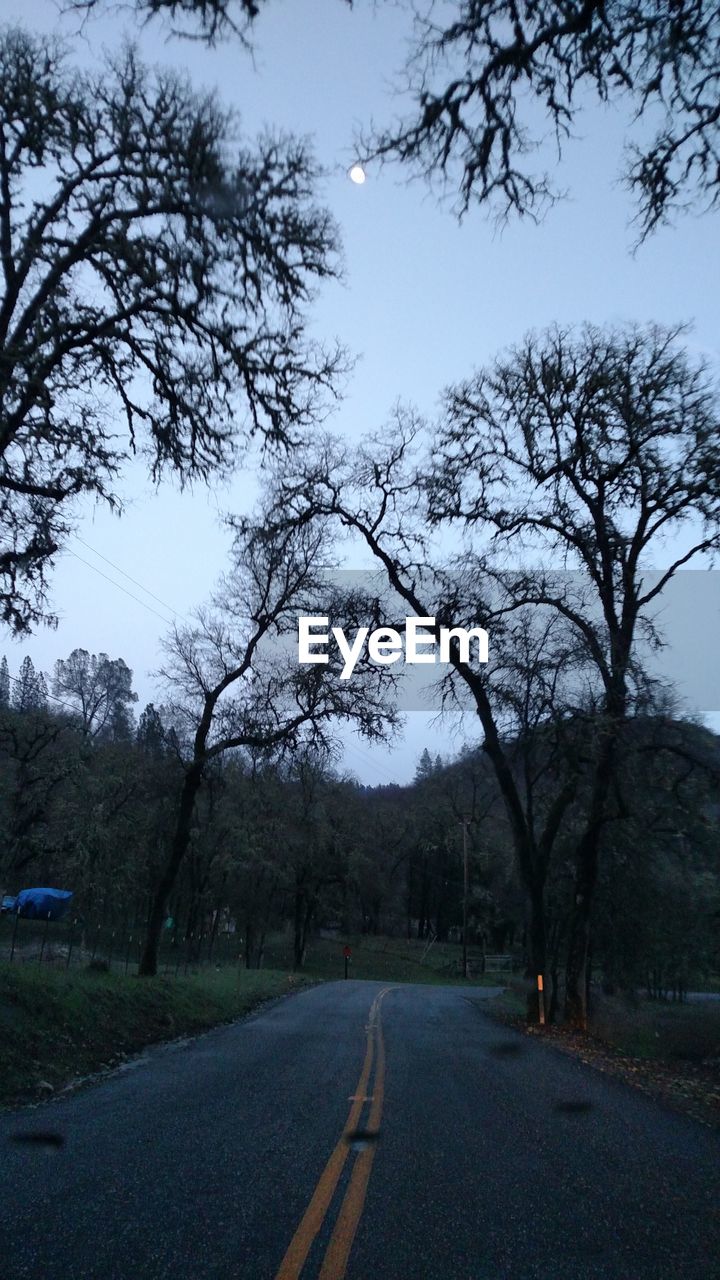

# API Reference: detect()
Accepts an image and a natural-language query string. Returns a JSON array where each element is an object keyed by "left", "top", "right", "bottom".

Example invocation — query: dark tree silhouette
[
  {"left": 0, "top": 29, "right": 343, "bottom": 631},
  {"left": 263, "top": 426, "right": 586, "bottom": 1020},
  {"left": 139, "top": 498, "right": 398, "bottom": 976},
  {"left": 52, "top": 650, "right": 138, "bottom": 738},
  {"left": 0, "top": 656, "right": 10, "bottom": 708},
  {"left": 430, "top": 321, "right": 720, "bottom": 1026},
  {"left": 361, "top": 1, "right": 720, "bottom": 239},
  {"left": 265, "top": 322, "right": 720, "bottom": 1025},
  {"left": 136, "top": 703, "right": 168, "bottom": 758},
  {"left": 63, "top": 4, "right": 720, "bottom": 234},
  {"left": 12, "top": 656, "right": 47, "bottom": 713},
  {"left": 65, "top": 0, "right": 352, "bottom": 43}
]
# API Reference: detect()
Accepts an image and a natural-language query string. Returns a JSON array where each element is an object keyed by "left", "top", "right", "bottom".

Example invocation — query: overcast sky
[{"left": 2, "top": 0, "right": 719, "bottom": 784}]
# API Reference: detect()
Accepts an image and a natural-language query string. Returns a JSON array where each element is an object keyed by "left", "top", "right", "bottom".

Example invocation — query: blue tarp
[{"left": 15, "top": 888, "right": 74, "bottom": 921}]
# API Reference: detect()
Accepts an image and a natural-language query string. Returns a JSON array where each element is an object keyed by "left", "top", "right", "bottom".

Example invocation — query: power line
[
  {"left": 343, "top": 739, "right": 403, "bottom": 787},
  {"left": 71, "top": 535, "right": 185, "bottom": 620},
  {"left": 4, "top": 670, "right": 78, "bottom": 716},
  {"left": 65, "top": 549, "right": 175, "bottom": 627}
]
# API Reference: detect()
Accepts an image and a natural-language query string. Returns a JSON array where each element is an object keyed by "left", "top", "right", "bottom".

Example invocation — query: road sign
[{"left": 343, "top": 945, "right": 352, "bottom": 958}]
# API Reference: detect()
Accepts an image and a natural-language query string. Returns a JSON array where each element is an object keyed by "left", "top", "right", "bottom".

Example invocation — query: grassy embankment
[{"left": 0, "top": 964, "right": 308, "bottom": 1108}]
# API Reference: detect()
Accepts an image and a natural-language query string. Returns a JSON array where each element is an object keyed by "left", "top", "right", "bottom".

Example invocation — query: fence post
[
  {"left": 9, "top": 910, "right": 19, "bottom": 963},
  {"left": 66, "top": 918, "right": 76, "bottom": 969},
  {"left": 39, "top": 912, "right": 51, "bottom": 965},
  {"left": 537, "top": 973, "right": 546, "bottom": 1026}
]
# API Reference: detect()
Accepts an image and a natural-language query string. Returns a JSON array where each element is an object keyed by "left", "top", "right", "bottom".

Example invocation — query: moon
[{"left": 349, "top": 163, "right": 366, "bottom": 185}]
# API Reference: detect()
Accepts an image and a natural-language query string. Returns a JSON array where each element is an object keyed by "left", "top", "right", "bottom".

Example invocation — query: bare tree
[
  {"left": 429, "top": 321, "right": 720, "bottom": 1026},
  {"left": 265, "top": 426, "right": 587, "bottom": 1019},
  {"left": 63, "top": 4, "right": 720, "bottom": 235},
  {"left": 361, "top": 1, "right": 720, "bottom": 239},
  {"left": 139, "top": 501, "right": 398, "bottom": 976},
  {"left": 0, "top": 29, "right": 343, "bottom": 631},
  {"left": 65, "top": 0, "right": 354, "bottom": 44}
]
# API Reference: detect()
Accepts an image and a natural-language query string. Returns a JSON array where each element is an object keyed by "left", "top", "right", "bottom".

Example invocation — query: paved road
[{"left": 0, "top": 981, "right": 718, "bottom": 1280}]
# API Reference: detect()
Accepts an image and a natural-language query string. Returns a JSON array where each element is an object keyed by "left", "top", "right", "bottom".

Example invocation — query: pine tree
[
  {"left": 0, "top": 656, "right": 9, "bottom": 708},
  {"left": 137, "top": 704, "right": 167, "bottom": 757},
  {"left": 13, "top": 656, "right": 44, "bottom": 712},
  {"left": 414, "top": 748, "right": 434, "bottom": 783},
  {"left": 35, "top": 672, "right": 48, "bottom": 710}
]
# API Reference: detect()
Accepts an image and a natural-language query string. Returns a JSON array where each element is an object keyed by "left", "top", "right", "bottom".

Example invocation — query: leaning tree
[{"left": 139, "top": 494, "right": 399, "bottom": 976}]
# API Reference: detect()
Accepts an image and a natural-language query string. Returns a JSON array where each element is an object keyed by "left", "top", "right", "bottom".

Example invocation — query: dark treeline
[{"left": 2, "top": 652, "right": 717, "bottom": 1011}]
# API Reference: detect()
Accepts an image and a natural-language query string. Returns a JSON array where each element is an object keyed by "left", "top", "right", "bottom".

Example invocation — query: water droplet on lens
[
  {"left": 345, "top": 1129, "right": 379, "bottom": 1151},
  {"left": 10, "top": 1131, "right": 65, "bottom": 1151}
]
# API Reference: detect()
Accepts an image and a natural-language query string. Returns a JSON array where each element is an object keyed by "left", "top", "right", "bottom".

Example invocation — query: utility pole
[{"left": 460, "top": 818, "right": 469, "bottom": 979}]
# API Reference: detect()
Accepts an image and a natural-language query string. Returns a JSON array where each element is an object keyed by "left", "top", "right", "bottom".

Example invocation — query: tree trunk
[
  {"left": 208, "top": 904, "right": 222, "bottom": 963},
  {"left": 564, "top": 895, "right": 592, "bottom": 1029},
  {"left": 564, "top": 723, "right": 619, "bottom": 1029},
  {"left": 294, "top": 886, "right": 308, "bottom": 969},
  {"left": 564, "top": 799, "right": 607, "bottom": 1028},
  {"left": 185, "top": 897, "right": 199, "bottom": 944},
  {"left": 139, "top": 764, "right": 204, "bottom": 977}
]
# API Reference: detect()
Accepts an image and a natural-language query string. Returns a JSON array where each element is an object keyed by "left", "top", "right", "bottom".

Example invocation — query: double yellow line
[{"left": 275, "top": 987, "right": 392, "bottom": 1280}]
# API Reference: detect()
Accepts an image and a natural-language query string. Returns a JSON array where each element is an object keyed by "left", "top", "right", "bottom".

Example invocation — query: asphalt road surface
[{"left": 1, "top": 981, "right": 718, "bottom": 1280}]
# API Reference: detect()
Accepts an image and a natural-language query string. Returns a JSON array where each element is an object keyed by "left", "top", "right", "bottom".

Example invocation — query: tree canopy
[
  {"left": 0, "top": 28, "right": 343, "bottom": 632},
  {"left": 362, "top": 1, "right": 720, "bottom": 238},
  {"left": 66, "top": 2, "right": 720, "bottom": 238}
]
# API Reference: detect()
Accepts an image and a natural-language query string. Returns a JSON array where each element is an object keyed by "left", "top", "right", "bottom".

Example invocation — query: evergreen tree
[
  {"left": 35, "top": 672, "right": 48, "bottom": 711},
  {"left": 0, "top": 656, "right": 9, "bottom": 708},
  {"left": 137, "top": 704, "right": 167, "bottom": 757},
  {"left": 12, "top": 656, "right": 45, "bottom": 712},
  {"left": 414, "top": 748, "right": 434, "bottom": 783}
]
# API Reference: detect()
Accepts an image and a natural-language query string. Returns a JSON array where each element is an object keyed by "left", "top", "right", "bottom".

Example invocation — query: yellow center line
[
  {"left": 317, "top": 996, "right": 388, "bottom": 1280},
  {"left": 274, "top": 989, "right": 388, "bottom": 1280}
]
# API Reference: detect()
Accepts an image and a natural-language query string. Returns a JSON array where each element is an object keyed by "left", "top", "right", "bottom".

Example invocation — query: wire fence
[
  {"left": 0, "top": 912, "right": 245, "bottom": 976},
  {"left": 0, "top": 912, "right": 520, "bottom": 982}
]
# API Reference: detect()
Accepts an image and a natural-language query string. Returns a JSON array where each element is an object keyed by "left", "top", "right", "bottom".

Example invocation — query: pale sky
[{"left": 2, "top": 0, "right": 719, "bottom": 784}]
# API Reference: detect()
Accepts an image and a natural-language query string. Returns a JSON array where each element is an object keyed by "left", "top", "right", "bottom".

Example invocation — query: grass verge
[
  {"left": 0, "top": 963, "right": 310, "bottom": 1109},
  {"left": 264, "top": 933, "right": 506, "bottom": 986}
]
